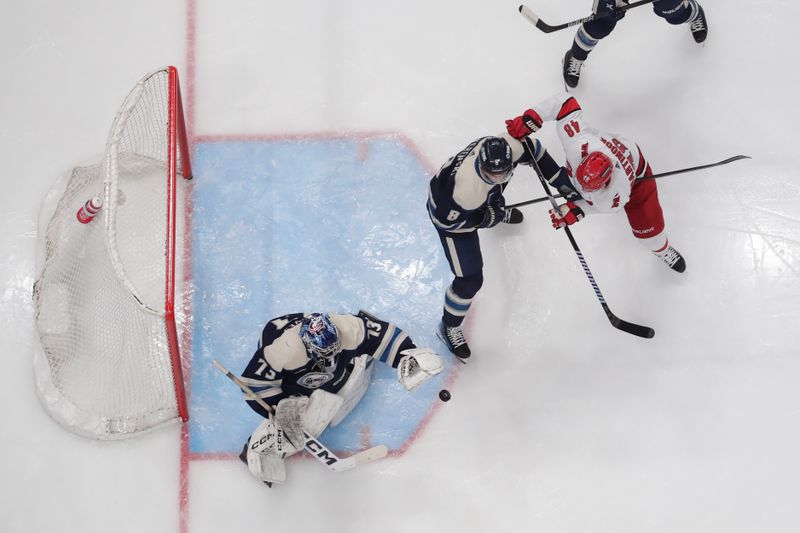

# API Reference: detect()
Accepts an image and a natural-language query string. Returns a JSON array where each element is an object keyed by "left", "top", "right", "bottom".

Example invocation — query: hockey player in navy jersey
[
  {"left": 427, "top": 131, "right": 569, "bottom": 360},
  {"left": 238, "top": 311, "right": 442, "bottom": 484},
  {"left": 563, "top": 0, "right": 709, "bottom": 88},
  {"left": 506, "top": 93, "right": 686, "bottom": 273}
]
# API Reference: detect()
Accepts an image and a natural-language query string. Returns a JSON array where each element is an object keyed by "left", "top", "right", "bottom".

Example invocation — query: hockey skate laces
[
  {"left": 446, "top": 326, "right": 467, "bottom": 346},
  {"left": 690, "top": 14, "right": 706, "bottom": 32},
  {"left": 566, "top": 57, "right": 583, "bottom": 76}
]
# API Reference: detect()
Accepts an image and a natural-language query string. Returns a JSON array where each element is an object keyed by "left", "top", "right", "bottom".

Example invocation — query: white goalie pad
[
  {"left": 275, "top": 396, "right": 309, "bottom": 448},
  {"left": 246, "top": 418, "right": 301, "bottom": 484},
  {"left": 330, "top": 354, "right": 374, "bottom": 427},
  {"left": 397, "top": 348, "right": 443, "bottom": 392},
  {"left": 302, "top": 389, "right": 344, "bottom": 437}
]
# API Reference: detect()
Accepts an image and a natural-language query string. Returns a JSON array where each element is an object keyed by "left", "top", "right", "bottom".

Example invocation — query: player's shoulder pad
[
  {"left": 329, "top": 313, "right": 367, "bottom": 351},
  {"left": 556, "top": 96, "right": 582, "bottom": 121}
]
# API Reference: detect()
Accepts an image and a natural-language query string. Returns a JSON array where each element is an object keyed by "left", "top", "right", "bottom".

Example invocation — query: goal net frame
[{"left": 33, "top": 66, "right": 192, "bottom": 439}]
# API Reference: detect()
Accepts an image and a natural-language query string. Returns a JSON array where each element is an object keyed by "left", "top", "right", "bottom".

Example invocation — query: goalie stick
[
  {"left": 508, "top": 155, "right": 751, "bottom": 209},
  {"left": 519, "top": 0, "right": 656, "bottom": 33},
  {"left": 521, "top": 138, "right": 655, "bottom": 339},
  {"left": 211, "top": 359, "right": 388, "bottom": 473}
]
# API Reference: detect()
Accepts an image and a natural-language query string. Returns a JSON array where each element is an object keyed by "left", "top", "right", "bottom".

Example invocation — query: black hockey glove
[
  {"left": 593, "top": 0, "right": 628, "bottom": 21},
  {"left": 477, "top": 197, "right": 507, "bottom": 229}
]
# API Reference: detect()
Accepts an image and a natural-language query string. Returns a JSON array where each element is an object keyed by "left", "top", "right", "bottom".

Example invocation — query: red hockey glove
[
  {"left": 548, "top": 201, "right": 584, "bottom": 229},
  {"left": 505, "top": 109, "right": 543, "bottom": 140}
]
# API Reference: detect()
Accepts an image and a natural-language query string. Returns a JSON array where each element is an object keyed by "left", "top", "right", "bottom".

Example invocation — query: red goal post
[{"left": 33, "top": 66, "right": 192, "bottom": 439}]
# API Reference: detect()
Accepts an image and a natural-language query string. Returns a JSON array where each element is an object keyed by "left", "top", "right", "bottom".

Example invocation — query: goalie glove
[
  {"left": 397, "top": 348, "right": 444, "bottom": 392},
  {"left": 548, "top": 201, "right": 585, "bottom": 229}
]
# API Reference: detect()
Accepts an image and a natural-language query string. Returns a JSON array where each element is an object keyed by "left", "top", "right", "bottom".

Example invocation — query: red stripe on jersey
[
  {"left": 636, "top": 146, "right": 646, "bottom": 176},
  {"left": 557, "top": 97, "right": 582, "bottom": 120}
]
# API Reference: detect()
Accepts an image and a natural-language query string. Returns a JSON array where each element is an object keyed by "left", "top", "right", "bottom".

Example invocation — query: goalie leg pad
[
  {"left": 302, "top": 389, "right": 344, "bottom": 437},
  {"left": 246, "top": 443, "right": 287, "bottom": 484},
  {"left": 245, "top": 417, "right": 301, "bottom": 483},
  {"left": 330, "top": 354, "right": 374, "bottom": 427},
  {"left": 397, "top": 348, "right": 444, "bottom": 392}
]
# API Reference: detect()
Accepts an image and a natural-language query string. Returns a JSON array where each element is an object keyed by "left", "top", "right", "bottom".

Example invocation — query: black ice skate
[
  {"left": 437, "top": 322, "right": 471, "bottom": 361},
  {"left": 562, "top": 50, "right": 584, "bottom": 89},
  {"left": 689, "top": 5, "right": 708, "bottom": 44},
  {"left": 503, "top": 207, "right": 524, "bottom": 224},
  {"left": 654, "top": 245, "right": 686, "bottom": 273}
]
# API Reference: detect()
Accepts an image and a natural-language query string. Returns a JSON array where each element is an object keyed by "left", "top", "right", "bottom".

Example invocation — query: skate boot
[
  {"left": 562, "top": 50, "right": 584, "bottom": 89},
  {"left": 654, "top": 245, "right": 686, "bottom": 273},
  {"left": 437, "top": 322, "right": 471, "bottom": 361},
  {"left": 503, "top": 207, "right": 524, "bottom": 224},
  {"left": 689, "top": 5, "right": 708, "bottom": 44}
]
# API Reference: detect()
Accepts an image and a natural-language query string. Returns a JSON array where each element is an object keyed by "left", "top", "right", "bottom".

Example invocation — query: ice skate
[
  {"left": 437, "top": 322, "right": 471, "bottom": 361},
  {"left": 689, "top": 5, "right": 708, "bottom": 44},
  {"left": 654, "top": 245, "right": 686, "bottom": 273},
  {"left": 562, "top": 50, "right": 584, "bottom": 89}
]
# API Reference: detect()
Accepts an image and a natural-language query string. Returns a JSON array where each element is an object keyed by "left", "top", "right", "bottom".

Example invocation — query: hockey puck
[{"left": 438, "top": 389, "right": 451, "bottom": 402}]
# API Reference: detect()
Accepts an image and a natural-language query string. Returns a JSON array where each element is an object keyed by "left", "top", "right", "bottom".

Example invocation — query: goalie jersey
[{"left": 240, "top": 311, "right": 416, "bottom": 418}]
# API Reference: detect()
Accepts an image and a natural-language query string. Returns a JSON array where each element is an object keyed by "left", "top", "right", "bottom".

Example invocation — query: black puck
[{"left": 438, "top": 389, "right": 451, "bottom": 402}]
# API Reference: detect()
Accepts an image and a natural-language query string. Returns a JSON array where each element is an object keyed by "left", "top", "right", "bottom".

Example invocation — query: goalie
[{"left": 238, "top": 311, "right": 444, "bottom": 484}]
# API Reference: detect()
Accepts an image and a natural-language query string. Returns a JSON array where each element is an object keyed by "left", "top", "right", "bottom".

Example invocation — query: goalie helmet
[
  {"left": 299, "top": 313, "right": 342, "bottom": 372},
  {"left": 477, "top": 137, "right": 513, "bottom": 185},
  {"left": 576, "top": 151, "right": 613, "bottom": 192}
]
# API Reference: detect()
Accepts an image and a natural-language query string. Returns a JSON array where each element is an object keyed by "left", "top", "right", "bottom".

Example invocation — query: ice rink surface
[{"left": 3, "top": 1, "right": 800, "bottom": 532}]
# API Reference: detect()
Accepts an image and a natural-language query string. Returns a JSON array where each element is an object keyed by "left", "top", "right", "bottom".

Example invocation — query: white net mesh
[{"left": 33, "top": 67, "right": 190, "bottom": 439}]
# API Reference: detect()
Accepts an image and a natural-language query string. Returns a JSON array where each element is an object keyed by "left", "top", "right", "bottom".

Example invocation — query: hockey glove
[
  {"left": 397, "top": 348, "right": 444, "bottom": 392},
  {"left": 548, "top": 201, "right": 585, "bottom": 229},
  {"left": 593, "top": 0, "right": 628, "bottom": 21},
  {"left": 478, "top": 204, "right": 506, "bottom": 228},
  {"left": 505, "top": 109, "right": 543, "bottom": 139}
]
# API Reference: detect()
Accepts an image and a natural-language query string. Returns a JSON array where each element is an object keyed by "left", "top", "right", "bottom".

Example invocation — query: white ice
[{"left": 3, "top": 1, "right": 800, "bottom": 532}]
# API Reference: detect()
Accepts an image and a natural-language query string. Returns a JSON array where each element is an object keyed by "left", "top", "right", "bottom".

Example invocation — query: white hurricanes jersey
[{"left": 534, "top": 93, "right": 647, "bottom": 214}]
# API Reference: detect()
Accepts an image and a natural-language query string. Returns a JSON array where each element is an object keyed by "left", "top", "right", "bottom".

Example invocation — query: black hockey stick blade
[
  {"left": 519, "top": 0, "right": 656, "bottom": 34},
  {"left": 646, "top": 155, "right": 751, "bottom": 180},
  {"left": 605, "top": 306, "right": 655, "bottom": 339}
]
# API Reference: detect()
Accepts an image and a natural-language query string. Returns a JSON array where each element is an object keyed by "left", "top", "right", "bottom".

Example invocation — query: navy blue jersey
[
  {"left": 240, "top": 311, "right": 416, "bottom": 418},
  {"left": 427, "top": 133, "right": 554, "bottom": 233}
]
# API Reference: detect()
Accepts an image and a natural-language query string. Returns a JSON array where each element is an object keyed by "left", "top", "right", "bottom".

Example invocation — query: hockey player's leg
[
  {"left": 563, "top": 18, "right": 617, "bottom": 88},
  {"left": 439, "top": 274, "right": 482, "bottom": 361},
  {"left": 653, "top": 0, "right": 707, "bottom": 43},
  {"left": 625, "top": 178, "right": 686, "bottom": 273},
  {"left": 436, "top": 231, "right": 484, "bottom": 360}
]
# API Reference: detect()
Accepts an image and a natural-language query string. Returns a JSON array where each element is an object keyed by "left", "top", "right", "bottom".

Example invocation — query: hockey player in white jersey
[
  {"left": 428, "top": 132, "right": 569, "bottom": 359},
  {"left": 505, "top": 93, "right": 686, "bottom": 272},
  {"left": 238, "top": 311, "right": 443, "bottom": 484}
]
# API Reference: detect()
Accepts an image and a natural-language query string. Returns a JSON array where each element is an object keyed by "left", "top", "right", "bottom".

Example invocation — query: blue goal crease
[{"left": 187, "top": 136, "right": 454, "bottom": 454}]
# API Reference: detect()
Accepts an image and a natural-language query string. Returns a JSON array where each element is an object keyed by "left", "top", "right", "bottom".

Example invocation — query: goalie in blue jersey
[{"left": 238, "top": 311, "right": 443, "bottom": 484}]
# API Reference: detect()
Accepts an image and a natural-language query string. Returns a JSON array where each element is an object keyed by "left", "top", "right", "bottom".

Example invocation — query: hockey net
[{"left": 33, "top": 67, "right": 192, "bottom": 439}]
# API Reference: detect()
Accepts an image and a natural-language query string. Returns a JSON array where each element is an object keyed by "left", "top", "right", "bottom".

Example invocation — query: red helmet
[{"left": 576, "top": 151, "right": 613, "bottom": 192}]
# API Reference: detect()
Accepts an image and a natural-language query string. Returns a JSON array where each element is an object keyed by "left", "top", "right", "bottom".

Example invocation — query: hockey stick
[
  {"left": 521, "top": 137, "right": 655, "bottom": 339},
  {"left": 518, "top": 0, "right": 656, "bottom": 34},
  {"left": 508, "top": 155, "right": 751, "bottom": 209},
  {"left": 211, "top": 359, "right": 388, "bottom": 473}
]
